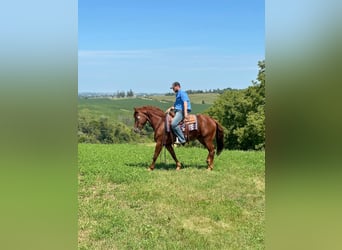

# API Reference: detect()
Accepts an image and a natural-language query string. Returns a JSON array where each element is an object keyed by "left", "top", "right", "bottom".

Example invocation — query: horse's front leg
[
  {"left": 165, "top": 144, "right": 182, "bottom": 170},
  {"left": 148, "top": 142, "right": 163, "bottom": 171}
]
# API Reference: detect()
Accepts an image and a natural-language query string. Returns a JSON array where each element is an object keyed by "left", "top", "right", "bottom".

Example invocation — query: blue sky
[{"left": 78, "top": 0, "right": 264, "bottom": 93}]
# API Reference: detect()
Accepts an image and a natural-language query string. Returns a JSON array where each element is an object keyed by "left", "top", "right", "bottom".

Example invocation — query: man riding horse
[
  {"left": 133, "top": 82, "right": 224, "bottom": 170},
  {"left": 166, "top": 82, "right": 192, "bottom": 145}
]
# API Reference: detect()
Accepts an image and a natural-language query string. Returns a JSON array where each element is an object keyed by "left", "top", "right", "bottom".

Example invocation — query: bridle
[
  {"left": 135, "top": 111, "right": 164, "bottom": 132},
  {"left": 134, "top": 112, "right": 149, "bottom": 132}
]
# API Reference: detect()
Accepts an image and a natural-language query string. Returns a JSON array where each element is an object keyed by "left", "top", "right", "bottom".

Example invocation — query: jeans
[{"left": 171, "top": 110, "right": 186, "bottom": 143}]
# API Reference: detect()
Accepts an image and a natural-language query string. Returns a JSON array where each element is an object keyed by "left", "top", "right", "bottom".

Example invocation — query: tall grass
[{"left": 79, "top": 144, "right": 265, "bottom": 249}]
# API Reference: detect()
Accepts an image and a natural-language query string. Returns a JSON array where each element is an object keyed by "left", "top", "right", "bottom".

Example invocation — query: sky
[{"left": 78, "top": 0, "right": 264, "bottom": 94}]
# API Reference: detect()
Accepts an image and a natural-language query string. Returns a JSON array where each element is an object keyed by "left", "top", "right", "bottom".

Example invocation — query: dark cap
[{"left": 170, "top": 81, "right": 181, "bottom": 89}]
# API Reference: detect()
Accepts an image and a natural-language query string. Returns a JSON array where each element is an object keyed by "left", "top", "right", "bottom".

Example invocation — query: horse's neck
[{"left": 146, "top": 112, "right": 164, "bottom": 130}]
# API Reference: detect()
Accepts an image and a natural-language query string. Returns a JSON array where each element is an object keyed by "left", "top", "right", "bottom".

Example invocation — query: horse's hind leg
[
  {"left": 198, "top": 138, "right": 215, "bottom": 170},
  {"left": 166, "top": 144, "right": 182, "bottom": 170},
  {"left": 206, "top": 144, "right": 215, "bottom": 170}
]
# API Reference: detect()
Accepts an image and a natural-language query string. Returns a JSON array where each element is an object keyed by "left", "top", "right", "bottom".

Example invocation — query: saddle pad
[
  {"left": 181, "top": 122, "right": 197, "bottom": 132},
  {"left": 185, "top": 114, "right": 197, "bottom": 124},
  {"left": 165, "top": 113, "right": 198, "bottom": 132},
  {"left": 181, "top": 115, "right": 198, "bottom": 132}
]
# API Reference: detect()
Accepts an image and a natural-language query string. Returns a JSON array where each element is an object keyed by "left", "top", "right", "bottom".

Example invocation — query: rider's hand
[{"left": 166, "top": 107, "right": 174, "bottom": 113}]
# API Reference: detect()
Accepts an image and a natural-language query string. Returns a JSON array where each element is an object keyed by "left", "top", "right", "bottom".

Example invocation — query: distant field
[
  {"left": 78, "top": 144, "right": 265, "bottom": 249},
  {"left": 150, "top": 93, "right": 220, "bottom": 104},
  {"left": 78, "top": 96, "right": 212, "bottom": 126}
]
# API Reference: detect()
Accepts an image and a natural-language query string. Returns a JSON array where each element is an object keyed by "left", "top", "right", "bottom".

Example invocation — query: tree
[
  {"left": 207, "top": 60, "right": 265, "bottom": 150},
  {"left": 116, "top": 90, "right": 125, "bottom": 98},
  {"left": 78, "top": 115, "right": 149, "bottom": 144},
  {"left": 127, "top": 89, "right": 134, "bottom": 97},
  {"left": 97, "top": 117, "right": 114, "bottom": 143}
]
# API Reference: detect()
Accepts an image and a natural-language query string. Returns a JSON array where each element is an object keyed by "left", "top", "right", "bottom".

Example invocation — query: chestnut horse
[{"left": 133, "top": 106, "right": 224, "bottom": 170}]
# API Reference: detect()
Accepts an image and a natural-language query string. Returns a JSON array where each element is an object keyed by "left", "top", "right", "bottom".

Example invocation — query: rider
[{"left": 166, "top": 81, "right": 192, "bottom": 145}]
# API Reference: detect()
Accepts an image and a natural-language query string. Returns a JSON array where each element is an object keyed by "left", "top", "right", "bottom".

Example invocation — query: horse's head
[{"left": 133, "top": 108, "right": 149, "bottom": 133}]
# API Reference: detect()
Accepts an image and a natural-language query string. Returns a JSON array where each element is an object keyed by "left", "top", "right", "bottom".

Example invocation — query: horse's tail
[{"left": 215, "top": 121, "right": 224, "bottom": 156}]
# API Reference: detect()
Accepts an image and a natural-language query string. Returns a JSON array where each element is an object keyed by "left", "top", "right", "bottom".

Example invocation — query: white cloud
[{"left": 78, "top": 49, "right": 153, "bottom": 58}]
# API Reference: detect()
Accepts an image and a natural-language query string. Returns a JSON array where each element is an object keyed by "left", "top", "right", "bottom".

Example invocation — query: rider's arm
[{"left": 183, "top": 101, "right": 188, "bottom": 117}]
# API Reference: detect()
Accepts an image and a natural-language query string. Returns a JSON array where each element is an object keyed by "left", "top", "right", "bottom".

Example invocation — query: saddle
[
  {"left": 165, "top": 113, "right": 198, "bottom": 141},
  {"left": 180, "top": 114, "right": 197, "bottom": 124}
]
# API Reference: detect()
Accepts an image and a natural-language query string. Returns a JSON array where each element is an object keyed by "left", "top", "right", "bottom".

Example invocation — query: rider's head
[{"left": 170, "top": 81, "right": 181, "bottom": 92}]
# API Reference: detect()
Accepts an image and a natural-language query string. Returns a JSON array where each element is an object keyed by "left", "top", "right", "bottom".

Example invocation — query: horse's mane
[{"left": 135, "top": 106, "right": 165, "bottom": 118}]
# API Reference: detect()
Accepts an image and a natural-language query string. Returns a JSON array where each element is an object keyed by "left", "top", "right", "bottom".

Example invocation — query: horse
[{"left": 133, "top": 106, "right": 224, "bottom": 171}]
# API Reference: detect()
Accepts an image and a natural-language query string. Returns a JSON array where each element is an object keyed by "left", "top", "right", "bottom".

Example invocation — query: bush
[
  {"left": 78, "top": 116, "right": 152, "bottom": 144},
  {"left": 207, "top": 60, "right": 265, "bottom": 150}
]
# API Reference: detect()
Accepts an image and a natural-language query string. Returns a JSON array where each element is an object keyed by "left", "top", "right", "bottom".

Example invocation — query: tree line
[
  {"left": 165, "top": 88, "right": 233, "bottom": 96},
  {"left": 114, "top": 89, "right": 134, "bottom": 98},
  {"left": 79, "top": 89, "right": 134, "bottom": 99}
]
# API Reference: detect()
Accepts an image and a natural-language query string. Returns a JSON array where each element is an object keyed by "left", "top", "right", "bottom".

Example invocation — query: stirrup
[
  {"left": 174, "top": 137, "right": 185, "bottom": 146},
  {"left": 174, "top": 137, "right": 181, "bottom": 145}
]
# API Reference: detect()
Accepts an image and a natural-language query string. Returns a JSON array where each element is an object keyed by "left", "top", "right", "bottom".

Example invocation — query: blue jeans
[{"left": 171, "top": 110, "right": 185, "bottom": 143}]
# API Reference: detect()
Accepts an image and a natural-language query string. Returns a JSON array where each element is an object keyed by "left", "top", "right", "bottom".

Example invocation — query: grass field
[{"left": 78, "top": 144, "right": 265, "bottom": 249}]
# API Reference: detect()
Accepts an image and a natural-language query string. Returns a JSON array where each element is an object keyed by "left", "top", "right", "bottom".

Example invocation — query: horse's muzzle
[{"left": 133, "top": 127, "right": 141, "bottom": 133}]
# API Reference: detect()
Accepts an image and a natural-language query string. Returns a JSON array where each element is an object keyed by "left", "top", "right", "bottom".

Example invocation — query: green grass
[{"left": 78, "top": 144, "right": 265, "bottom": 249}]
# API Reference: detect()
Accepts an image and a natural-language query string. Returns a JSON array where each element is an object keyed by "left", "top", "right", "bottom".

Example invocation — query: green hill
[
  {"left": 78, "top": 96, "right": 212, "bottom": 126},
  {"left": 150, "top": 93, "right": 220, "bottom": 105}
]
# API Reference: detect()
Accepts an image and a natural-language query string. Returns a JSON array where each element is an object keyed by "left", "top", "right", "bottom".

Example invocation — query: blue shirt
[{"left": 174, "top": 90, "right": 191, "bottom": 112}]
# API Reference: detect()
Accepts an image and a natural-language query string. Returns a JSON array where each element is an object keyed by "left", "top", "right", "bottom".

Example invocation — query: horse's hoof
[
  {"left": 176, "top": 163, "right": 181, "bottom": 171},
  {"left": 207, "top": 167, "right": 213, "bottom": 171},
  {"left": 148, "top": 167, "right": 154, "bottom": 171}
]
